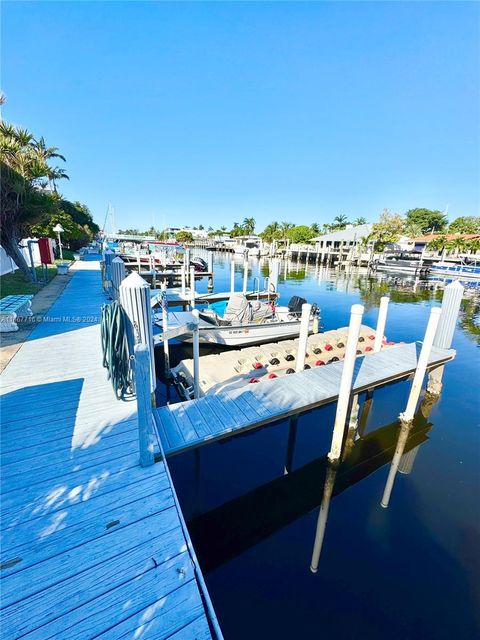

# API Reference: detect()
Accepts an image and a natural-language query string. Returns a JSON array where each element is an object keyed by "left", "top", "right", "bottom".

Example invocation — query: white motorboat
[{"left": 154, "top": 294, "right": 320, "bottom": 347}]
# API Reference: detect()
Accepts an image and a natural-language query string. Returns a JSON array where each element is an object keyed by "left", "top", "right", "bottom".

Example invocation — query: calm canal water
[{"left": 160, "top": 252, "right": 480, "bottom": 640}]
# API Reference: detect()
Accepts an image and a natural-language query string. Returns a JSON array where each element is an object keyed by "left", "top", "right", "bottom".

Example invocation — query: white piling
[
  {"left": 134, "top": 343, "right": 155, "bottom": 467},
  {"left": 180, "top": 265, "right": 186, "bottom": 297},
  {"left": 119, "top": 271, "right": 156, "bottom": 391},
  {"left": 190, "top": 266, "right": 196, "bottom": 309},
  {"left": 161, "top": 293, "right": 170, "bottom": 378},
  {"left": 400, "top": 306, "right": 442, "bottom": 423},
  {"left": 269, "top": 258, "right": 281, "bottom": 293},
  {"left": 111, "top": 256, "right": 126, "bottom": 300},
  {"left": 230, "top": 260, "right": 235, "bottom": 293},
  {"left": 207, "top": 251, "right": 214, "bottom": 274},
  {"left": 295, "top": 304, "right": 312, "bottom": 373},
  {"left": 373, "top": 296, "right": 390, "bottom": 352},
  {"left": 192, "top": 308, "right": 200, "bottom": 399},
  {"left": 328, "top": 304, "right": 364, "bottom": 461},
  {"left": 242, "top": 260, "right": 249, "bottom": 294},
  {"left": 434, "top": 280, "right": 463, "bottom": 349}
]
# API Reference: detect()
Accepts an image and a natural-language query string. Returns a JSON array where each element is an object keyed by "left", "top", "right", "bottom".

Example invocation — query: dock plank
[{"left": 0, "top": 262, "right": 219, "bottom": 640}]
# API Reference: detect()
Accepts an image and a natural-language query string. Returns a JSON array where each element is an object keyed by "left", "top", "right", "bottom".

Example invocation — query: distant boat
[
  {"left": 429, "top": 260, "right": 480, "bottom": 281},
  {"left": 371, "top": 253, "right": 430, "bottom": 277}
]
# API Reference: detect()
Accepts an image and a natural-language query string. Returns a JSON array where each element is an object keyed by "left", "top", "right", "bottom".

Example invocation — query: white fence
[{"left": 0, "top": 239, "right": 42, "bottom": 276}]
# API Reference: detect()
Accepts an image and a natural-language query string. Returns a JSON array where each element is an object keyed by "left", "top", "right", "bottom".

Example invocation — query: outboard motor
[{"left": 287, "top": 296, "right": 308, "bottom": 317}]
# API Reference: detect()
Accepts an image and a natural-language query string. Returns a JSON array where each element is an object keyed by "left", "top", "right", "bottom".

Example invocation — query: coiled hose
[{"left": 101, "top": 302, "right": 134, "bottom": 399}]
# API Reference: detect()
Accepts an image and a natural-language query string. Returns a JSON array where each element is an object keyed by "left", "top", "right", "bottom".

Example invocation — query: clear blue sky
[{"left": 2, "top": 1, "right": 479, "bottom": 231}]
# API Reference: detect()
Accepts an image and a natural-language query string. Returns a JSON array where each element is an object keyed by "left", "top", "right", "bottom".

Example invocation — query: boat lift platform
[
  {"left": 153, "top": 342, "right": 455, "bottom": 457},
  {"left": 151, "top": 287, "right": 278, "bottom": 309}
]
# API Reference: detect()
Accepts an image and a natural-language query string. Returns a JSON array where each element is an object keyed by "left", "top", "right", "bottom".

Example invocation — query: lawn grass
[
  {"left": 0, "top": 266, "right": 58, "bottom": 298},
  {"left": 55, "top": 248, "right": 76, "bottom": 263}
]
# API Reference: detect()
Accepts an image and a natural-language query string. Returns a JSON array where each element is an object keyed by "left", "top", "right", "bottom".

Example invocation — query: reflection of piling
[
  {"left": 284, "top": 415, "right": 298, "bottom": 475},
  {"left": 310, "top": 462, "right": 338, "bottom": 573},
  {"left": 398, "top": 445, "right": 420, "bottom": 475},
  {"left": 380, "top": 420, "right": 412, "bottom": 508}
]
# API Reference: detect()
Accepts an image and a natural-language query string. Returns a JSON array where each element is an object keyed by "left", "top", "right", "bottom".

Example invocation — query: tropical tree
[
  {"left": 353, "top": 217, "right": 367, "bottom": 226},
  {"left": 367, "top": 209, "right": 405, "bottom": 251},
  {"left": 220, "top": 225, "right": 227, "bottom": 232},
  {"left": 242, "top": 217, "right": 256, "bottom": 234},
  {"left": 231, "top": 222, "right": 242, "bottom": 237},
  {"left": 331, "top": 214, "right": 349, "bottom": 230},
  {"left": 405, "top": 208, "right": 447, "bottom": 234},
  {"left": 448, "top": 216, "right": 480, "bottom": 234},
  {"left": 260, "top": 221, "right": 282, "bottom": 243},
  {"left": 286, "top": 225, "right": 315, "bottom": 244},
  {"left": 1, "top": 121, "right": 69, "bottom": 279},
  {"left": 427, "top": 235, "right": 449, "bottom": 252},
  {"left": 176, "top": 231, "right": 193, "bottom": 243},
  {"left": 280, "top": 221, "right": 294, "bottom": 240}
]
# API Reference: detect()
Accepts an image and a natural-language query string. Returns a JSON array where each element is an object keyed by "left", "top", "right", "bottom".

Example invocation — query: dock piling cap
[{"left": 120, "top": 271, "right": 150, "bottom": 289}]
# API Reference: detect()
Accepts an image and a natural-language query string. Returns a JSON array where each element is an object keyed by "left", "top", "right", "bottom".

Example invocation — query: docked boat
[
  {"left": 371, "top": 253, "right": 430, "bottom": 276},
  {"left": 190, "top": 257, "right": 208, "bottom": 272},
  {"left": 154, "top": 294, "right": 320, "bottom": 347},
  {"left": 429, "top": 259, "right": 480, "bottom": 281}
]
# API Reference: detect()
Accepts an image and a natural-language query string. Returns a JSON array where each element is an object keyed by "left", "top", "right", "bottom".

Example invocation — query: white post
[
  {"left": 119, "top": 271, "right": 156, "bottom": 392},
  {"left": 111, "top": 256, "right": 126, "bottom": 300},
  {"left": 180, "top": 264, "right": 186, "bottom": 297},
  {"left": 373, "top": 296, "right": 390, "bottom": 352},
  {"left": 310, "top": 463, "right": 337, "bottom": 573},
  {"left": 295, "top": 304, "right": 312, "bottom": 373},
  {"left": 161, "top": 293, "right": 170, "bottom": 378},
  {"left": 103, "top": 248, "right": 115, "bottom": 282},
  {"left": 243, "top": 259, "right": 249, "bottom": 294},
  {"left": 184, "top": 248, "right": 191, "bottom": 275},
  {"left": 230, "top": 260, "right": 235, "bottom": 293},
  {"left": 269, "top": 258, "right": 281, "bottom": 293},
  {"left": 427, "top": 281, "right": 463, "bottom": 395},
  {"left": 434, "top": 280, "right": 463, "bottom": 349},
  {"left": 400, "top": 307, "right": 442, "bottom": 423},
  {"left": 192, "top": 308, "right": 200, "bottom": 399},
  {"left": 207, "top": 251, "right": 214, "bottom": 274},
  {"left": 134, "top": 343, "right": 155, "bottom": 467},
  {"left": 328, "top": 304, "right": 364, "bottom": 461},
  {"left": 190, "top": 266, "right": 196, "bottom": 308}
]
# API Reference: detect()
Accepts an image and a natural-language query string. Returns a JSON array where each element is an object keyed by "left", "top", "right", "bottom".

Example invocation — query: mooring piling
[
  {"left": 328, "top": 303, "right": 364, "bottom": 461},
  {"left": 427, "top": 281, "right": 463, "bottom": 395},
  {"left": 134, "top": 343, "right": 155, "bottom": 467},
  {"left": 162, "top": 293, "right": 170, "bottom": 378},
  {"left": 119, "top": 271, "right": 156, "bottom": 391},
  {"left": 295, "top": 304, "right": 312, "bottom": 373},
  {"left": 190, "top": 266, "right": 196, "bottom": 309},
  {"left": 269, "top": 259, "right": 281, "bottom": 293},
  {"left": 111, "top": 256, "right": 126, "bottom": 300},
  {"left": 242, "top": 260, "right": 249, "bottom": 294},
  {"left": 192, "top": 308, "right": 200, "bottom": 399},
  {"left": 180, "top": 264, "right": 186, "bottom": 296},
  {"left": 373, "top": 296, "right": 390, "bottom": 352},
  {"left": 400, "top": 306, "right": 441, "bottom": 423}
]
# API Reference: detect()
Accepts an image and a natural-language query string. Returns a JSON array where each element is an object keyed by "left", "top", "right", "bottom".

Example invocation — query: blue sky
[{"left": 2, "top": 1, "right": 479, "bottom": 231}]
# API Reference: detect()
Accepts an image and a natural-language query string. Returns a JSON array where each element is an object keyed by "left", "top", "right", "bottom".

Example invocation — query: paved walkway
[{"left": 0, "top": 259, "right": 221, "bottom": 640}]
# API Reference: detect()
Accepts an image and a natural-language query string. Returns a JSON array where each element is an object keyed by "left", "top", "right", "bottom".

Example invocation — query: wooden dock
[
  {"left": 154, "top": 342, "right": 454, "bottom": 457},
  {"left": 0, "top": 259, "right": 221, "bottom": 639}
]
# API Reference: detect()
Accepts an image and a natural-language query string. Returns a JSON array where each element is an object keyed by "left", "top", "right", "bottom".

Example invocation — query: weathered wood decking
[
  {"left": 0, "top": 260, "right": 220, "bottom": 640},
  {"left": 154, "top": 343, "right": 455, "bottom": 457}
]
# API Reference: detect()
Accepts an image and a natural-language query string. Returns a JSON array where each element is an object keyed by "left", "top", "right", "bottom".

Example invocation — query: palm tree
[
  {"left": 242, "top": 217, "right": 255, "bottom": 234},
  {"left": 353, "top": 217, "right": 367, "bottom": 226},
  {"left": 220, "top": 225, "right": 227, "bottom": 232},
  {"left": 310, "top": 222, "right": 320, "bottom": 235},
  {"left": 280, "top": 221, "right": 294, "bottom": 240},
  {"left": 332, "top": 214, "right": 348, "bottom": 230},
  {"left": 260, "top": 221, "right": 281, "bottom": 243}
]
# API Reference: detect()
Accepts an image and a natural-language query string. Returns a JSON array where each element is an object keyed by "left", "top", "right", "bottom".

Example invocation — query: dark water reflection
[{"left": 165, "top": 253, "right": 480, "bottom": 640}]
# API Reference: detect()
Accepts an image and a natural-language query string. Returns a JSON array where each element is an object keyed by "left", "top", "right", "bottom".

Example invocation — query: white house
[{"left": 311, "top": 224, "right": 373, "bottom": 249}]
